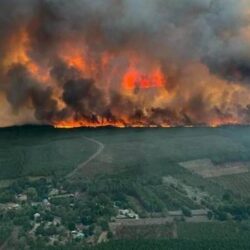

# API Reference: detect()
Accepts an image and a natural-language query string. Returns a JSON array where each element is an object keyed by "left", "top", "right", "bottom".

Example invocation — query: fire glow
[
  {"left": 1, "top": 30, "right": 246, "bottom": 129},
  {"left": 123, "top": 67, "right": 165, "bottom": 90},
  {"left": 1, "top": 0, "right": 250, "bottom": 128}
]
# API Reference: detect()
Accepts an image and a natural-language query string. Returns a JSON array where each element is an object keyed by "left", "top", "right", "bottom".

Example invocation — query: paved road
[{"left": 67, "top": 136, "right": 105, "bottom": 179}]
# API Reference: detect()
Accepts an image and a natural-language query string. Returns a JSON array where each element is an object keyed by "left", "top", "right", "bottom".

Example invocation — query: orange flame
[
  {"left": 3, "top": 28, "right": 50, "bottom": 83},
  {"left": 54, "top": 120, "right": 126, "bottom": 129},
  {"left": 210, "top": 117, "right": 240, "bottom": 128},
  {"left": 123, "top": 66, "right": 165, "bottom": 90},
  {"left": 53, "top": 120, "right": 170, "bottom": 129}
]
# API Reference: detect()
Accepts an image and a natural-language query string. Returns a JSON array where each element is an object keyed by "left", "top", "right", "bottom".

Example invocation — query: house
[
  {"left": 53, "top": 217, "right": 61, "bottom": 226},
  {"left": 49, "top": 188, "right": 59, "bottom": 197},
  {"left": 16, "top": 194, "right": 28, "bottom": 202},
  {"left": 34, "top": 213, "right": 41, "bottom": 220},
  {"left": 75, "top": 232, "right": 85, "bottom": 239},
  {"left": 117, "top": 209, "right": 139, "bottom": 219},
  {"left": 43, "top": 199, "right": 51, "bottom": 208}
]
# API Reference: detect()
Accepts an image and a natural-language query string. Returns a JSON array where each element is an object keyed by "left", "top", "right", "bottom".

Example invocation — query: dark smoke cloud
[
  {"left": 50, "top": 60, "right": 81, "bottom": 84},
  {"left": 0, "top": 0, "right": 250, "bottom": 126},
  {"left": 5, "top": 64, "right": 59, "bottom": 123},
  {"left": 62, "top": 78, "right": 106, "bottom": 116}
]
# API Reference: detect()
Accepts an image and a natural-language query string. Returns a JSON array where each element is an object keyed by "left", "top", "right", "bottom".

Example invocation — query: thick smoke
[
  {"left": 5, "top": 64, "right": 59, "bottom": 122},
  {"left": 1, "top": 0, "right": 250, "bottom": 126}
]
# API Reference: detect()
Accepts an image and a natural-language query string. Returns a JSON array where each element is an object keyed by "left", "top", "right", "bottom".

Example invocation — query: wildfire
[
  {"left": 60, "top": 44, "right": 88, "bottom": 74},
  {"left": 3, "top": 29, "right": 30, "bottom": 68},
  {"left": 67, "top": 55, "right": 86, "bottom": 71},
  {"left": 3, "top": 28, "right": 50, "bottom": 83},
  {"left": 54, "top": 119, "right": 126, "bottom": 129},
  {"left": 210, "top": 117, "right": 241, "bottom": 128},
  {"left": 53, "top": 114, "right": 172, "bottom": 129},
  {"left": 122, "top": 66, "right": 165, "bottom": 90},
  {"left": 2, "top": 22, "right": 249, "bottom": 129},
  {"left": 53, "top": 121, "right": 153, "bottom": 129},
  {"left": 53, "top": 121, "right": 169, "bottom": 129}
]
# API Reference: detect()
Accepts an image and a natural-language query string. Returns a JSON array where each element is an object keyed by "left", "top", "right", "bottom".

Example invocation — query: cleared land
[
  {"left": 180, "top": 159, "right": 249, "bottom": 178},
  {"left": 110, "top": 220, "right": 176, "bottom": 239}
]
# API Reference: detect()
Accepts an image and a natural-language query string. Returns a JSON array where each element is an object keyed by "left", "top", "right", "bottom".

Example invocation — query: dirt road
[{"left": 67, "top": 136, "right": 104, "bottom": 179}]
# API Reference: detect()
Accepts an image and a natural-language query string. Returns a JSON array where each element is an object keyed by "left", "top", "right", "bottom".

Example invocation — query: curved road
[{"left": 67, "top": 136, "right": 105, "bottom": 179}]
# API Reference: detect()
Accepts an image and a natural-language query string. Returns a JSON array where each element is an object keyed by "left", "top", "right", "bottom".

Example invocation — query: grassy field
[{"left": 1, "top": 125, "right": 250, "bottom": 180}]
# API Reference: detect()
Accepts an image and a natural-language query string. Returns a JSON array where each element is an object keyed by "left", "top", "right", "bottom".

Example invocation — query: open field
[
  {"left": 2, "top": 126, "right": 250, "bottom": 180},
  {"left": 180, "top": 159, "right": 250, "bottom": 178},
  {"left": 110, "top": 220, "right": 176, "bottom": 240}
]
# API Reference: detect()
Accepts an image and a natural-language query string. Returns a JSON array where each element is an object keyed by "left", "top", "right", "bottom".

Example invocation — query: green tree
[{"left": 26, "top": 187, "right": 38, "bottom": 201}]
